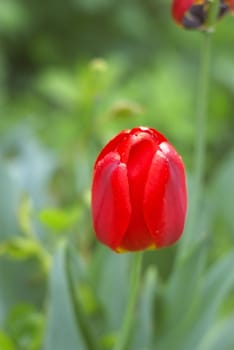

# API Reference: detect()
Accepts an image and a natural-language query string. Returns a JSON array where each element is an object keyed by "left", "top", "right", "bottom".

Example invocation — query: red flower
[
  {"left": 91, "top": 127, "right": 187, "bottom": 252},
  {"left": 172, "top": 0, "right": 234, "bottom": 29}
]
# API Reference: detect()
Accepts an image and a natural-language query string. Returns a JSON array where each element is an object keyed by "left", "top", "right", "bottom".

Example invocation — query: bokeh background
[{"left": 0, "top": 1, "right": 234, "bottom": 349}]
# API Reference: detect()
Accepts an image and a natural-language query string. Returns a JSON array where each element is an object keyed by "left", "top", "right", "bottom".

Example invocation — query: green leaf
[
  {"left": 0, "top": 238, "right": 38, "bottom": 259},
  {"left": 39, "top": 208, "right": 80, "bottom": 232},
  {"left": 43, "top": 242, "right": 85, "bottom": 350},
  {"left": 164, "top": 239, "right": 207, "bottom": 328},
  {"left": 182, "top": 250, "right": 234, "bottom": 350},
  {"left": 0, "top": 0, "right": 28, "bottom": 34},
  {"left": 160, "top": 250, "right": 234, "bottom": 350},
  {"left": 17, "top": 194, "right": 34, "bottom": 237},
  {"left": 65, "top": 243, "right": 100, "bottom": 350},
  {"left": 78, "top": 283, "right": 100, "bottom": 315},
  {"left": 6, "top": 304, "right": 44, "bottom": 350},
  {"left": 109, "top": 100, "right": 144, "bottom": 119},
  {"left": 157, "top": 239, "right": 207, "bottom": 350},
  {"left": 132, "top": 267, "right": 158, "bottom": 350},
  {"left": 89, "top": 246, "right": 131, "bottom": 332},
  {"left": 0, "top": 331, "right": 15, "bottom": 350},
  {"left": 176, "top": 174, "right": 213, "bottom": 258},
  {"left": 197, "top": 314, "right": 234, "bottom": 350},
  {"left": 36, "top": 69, "right": 77, "bottom": 107}
]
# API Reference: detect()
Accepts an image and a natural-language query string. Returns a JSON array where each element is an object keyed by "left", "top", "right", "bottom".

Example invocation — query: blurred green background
[{"left": 0, "top": 0, "right": 234, "bottom": 349}]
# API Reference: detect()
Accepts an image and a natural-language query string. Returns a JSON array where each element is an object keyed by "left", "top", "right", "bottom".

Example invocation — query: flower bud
[
  {"left": 91, "top": 127, "right": 187, "bottom": 252},
  {"left": 172, "top": 0, "right": 234, "bottom": 29}
]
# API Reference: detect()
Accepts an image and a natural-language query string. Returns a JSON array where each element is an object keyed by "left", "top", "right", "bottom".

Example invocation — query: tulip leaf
[
  {"left": 197, "top": 313, "right": 234, "bottom": 350},
  {"left": 158, "top": 250, "right": 234, "bottom": 350},
  {"left": 43, "top": 242, "right": 85, "bottom": 350},
  {"left": 157, "top": 239, "right": 207, "bottom": 350},
  {"left": 177, "top": 174, "right": 212, "bottom": 258},
  {"left": 132, "top": 266, "right": 158, "bottom": 350},
  {"left": 89, "top": 246, "right": 131, "bottom": 332},
  {"left": 181, "top": 250, "right": 234, "bottom": 350},
  {"left": 164, "top": 238, "right": 207, "bottom": 328}
]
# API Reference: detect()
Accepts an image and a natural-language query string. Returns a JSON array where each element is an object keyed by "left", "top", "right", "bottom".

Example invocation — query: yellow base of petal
[{"left": 115, "top": 243, "right": 157, "bottom": 253}]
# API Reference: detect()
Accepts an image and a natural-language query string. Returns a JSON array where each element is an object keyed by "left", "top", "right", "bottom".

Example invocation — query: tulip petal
[
  {"left": 172, "top": 0, "right": 195, "bottom": 23},
  {"left": 91, "top": 152, "right": 131, "bottom": 250},
  {"left": 144, "top": 142, "right": 187, "bottom": 247},
  {"left": 119, "top": 138, "right": 157, "bottom": 251},
  {"left": 143, "top": 149, "right": 169, "bottom": 247},
  {"left": 159, "top": 142, "right": 187, "bottom": 246},
  {"left": 94, "top": 130, "right": 129, "bottom": 168},
  {"left": 229, "top": 0, "right": 234, "bottom": 11}
]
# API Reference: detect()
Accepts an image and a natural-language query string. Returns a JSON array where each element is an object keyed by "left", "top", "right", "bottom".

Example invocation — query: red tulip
[
  {"left": 91, "top": 127, "right": 187, "bottom": 252},
  {"left": 172, "top": 0, "right": 234, "bottom": 29}
]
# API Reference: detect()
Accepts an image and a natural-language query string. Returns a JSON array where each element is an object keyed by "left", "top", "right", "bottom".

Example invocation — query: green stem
[
  {"left": 192, "top": 0, "right": 220, "bottom": 228},
  {"left": 36, "top": 243, "right": 51, "bottom": 274},
  {"left": 192, "top": 31, "right": 211, "bottom": 223},
  {"left": 114, "top": 252, "right": 143, "bottom": 350},
  {"left": 179, "top": 1, "right": 220, "bottom": 256}
]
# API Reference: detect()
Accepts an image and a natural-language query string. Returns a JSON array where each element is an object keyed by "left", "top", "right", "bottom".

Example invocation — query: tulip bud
[
  {"left": 91, "top": 127, "right": 187, "bottom": 252},
  {"left": 172, "top": 0, "right": 234, "bottom": 29}
]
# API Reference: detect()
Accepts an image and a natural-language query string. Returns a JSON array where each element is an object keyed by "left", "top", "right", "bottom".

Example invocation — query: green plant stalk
[
  {"left": 114, "top": 252, "right": 143, "bottom": 350},
  {"left": 192, "top": 31, "right": 211, "bottom": 226},
  {"left": 181, "top": 0, "right": 220, "bottom": 253},
  {"left": 193, "top": 0, "right": 220, "bottom": 219}
]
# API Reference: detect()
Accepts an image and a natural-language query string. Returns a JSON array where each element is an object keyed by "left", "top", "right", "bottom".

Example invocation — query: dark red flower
[
  {"left": 91, "top": 127, "right": 187, "bottom": 252},
  {"left": 172, "top": 0, "right": 234, "bottom": 29}
]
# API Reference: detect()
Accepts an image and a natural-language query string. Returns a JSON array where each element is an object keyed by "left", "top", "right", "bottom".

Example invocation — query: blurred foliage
[{"left": 0, "top": 0, "right": 234, "bottom": 349}]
